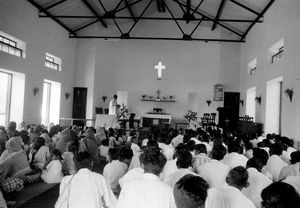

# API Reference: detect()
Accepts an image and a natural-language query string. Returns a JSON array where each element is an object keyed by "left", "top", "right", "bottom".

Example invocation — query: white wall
[
  {"left": 75, "top": 25, "right": 241, "bottom": 121},
  {"left": 239, "top": 0, "right": 300, "bottom": 140},
  {"left": 0, "top": 0, "right": 77, "bottom": 124}
]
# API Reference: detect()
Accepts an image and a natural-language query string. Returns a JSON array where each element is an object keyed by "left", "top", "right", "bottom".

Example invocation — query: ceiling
[{"left": 27, "top": 0, "right": 275, "bottom": 42}]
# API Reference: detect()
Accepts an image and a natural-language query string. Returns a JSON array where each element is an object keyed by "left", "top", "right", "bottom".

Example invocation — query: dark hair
[
  {"left": 119, "top": 146, "right": 133, "bottom": 161},
  {"left": 174, "top": 174, "right": 209, "bottom": 208},
  {"left": 67, "top": 143, "right": 77, "bottom": 155},
  {"left": 146, "top": 139, "right": 159, "bottom": 148},
  {"left": 253, "top": 148, "right": 269, "bottom": 165},
  {"left": 139, "top": 147, "right": 167, "bottom": 175},
  {"left": 227, "top": 166, "right": 249, "bottom": 188},
  {"left": 269, "top": 143, "right": 283, "bottom": 156},
  {"left": 186, "top": 140, "right": 195, "bottom": 152},
  {"left": 52, "top": 149, "right": 63, "bottom": 161},
  {"left": 290, "top": 151, "right": 300, "bottom": 164},
  {"left": 228, "top": 141, "right": 243, "bottom": 154},
  {"left": 176, "top": 150, "right": 193, "bottom": 169},
  {"left": 194, "top": 144, "right": 207, "bottom": 155},
  {"left": 246, "top": 157, "right": 264, "bottom": 172},
  {"left": 261, "top": 182, "right": 300, "bottom": 208},
  {"left": 211, "top": 145, "right": 227, "bottom": 160},
  {"left": 101, "top": 139, "right": 109, "bottom": 146},
  {"left": 108, "top": 148, "right": 119, "bottom": 160},
  {"left": 20, "top": 133, "right": 30, "bottom": 145},
  {"left": 74, "top": 151, "right": 92, "bottom": 170}
]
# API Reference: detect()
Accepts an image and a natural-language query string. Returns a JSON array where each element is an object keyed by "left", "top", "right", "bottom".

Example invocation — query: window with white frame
[
  {"left": 45, "top": 53, "right": 61, "bottom": 71},
  {"left": 42, "top": 79, "right": 61, "bottom": 125},
  {"left": 248, "top": 58, "right": 257, "bottom": 76},
  {"left": 0, "top": 72, "right": 12, "bottom": 126},
  {"left": 269, "top": 38, "right": 284, "bottom": 64},
  {"left": 0, "top": 31, "right": 26, "bottom": 58},
  {"left": 0, "top": 69, "right": 25, "bottom": 126}
]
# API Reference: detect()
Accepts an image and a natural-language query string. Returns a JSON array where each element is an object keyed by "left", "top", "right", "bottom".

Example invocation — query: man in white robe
[
  {"left": 55, "top": 151, "right": 116, "bottom": 208},
  {"left": 242, "top": 158, "right": 272, "bottom": 208},
  {"left": 119, "top": 167, "right": 144, "bottom": 188},
  {"left": 197, "top": 145, "right": 230, "bottom": 188},
  {"left": 117, "top": 147, "right": 176, "bottom": 208},
  {"left": 171, "top": 128, "right": 184, "bottom": 148},
  {"left": 283, "top": 175, "right": 300, "bottom": 194},
  {"left": 108, "top": 95, "right": 120, "bottom": 117}
]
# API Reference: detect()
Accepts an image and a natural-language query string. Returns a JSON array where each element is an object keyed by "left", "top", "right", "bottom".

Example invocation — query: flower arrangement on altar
[
  {"left": 184, "top": 110, "right": 198, "bottom": 122},
  {"left": 119, "top": 104, "right": 129, "bottom": 119}
]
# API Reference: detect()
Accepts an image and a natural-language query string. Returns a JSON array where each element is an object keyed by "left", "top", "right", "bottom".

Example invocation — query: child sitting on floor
[{"left": 41, "top": 149, "right": 63, "bottom": 183}]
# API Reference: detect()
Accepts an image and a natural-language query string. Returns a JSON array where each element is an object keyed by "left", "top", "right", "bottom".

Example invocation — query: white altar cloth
[{"left": 95, "top": 114, "right": 120, "bottom": 129}]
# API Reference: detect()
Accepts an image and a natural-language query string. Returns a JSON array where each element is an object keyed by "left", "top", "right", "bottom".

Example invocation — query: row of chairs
[{"left": 201, "top": 113, "right": 217, "bottom": 129}]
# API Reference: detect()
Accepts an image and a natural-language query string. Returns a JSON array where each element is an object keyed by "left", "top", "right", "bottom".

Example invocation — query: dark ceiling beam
[
  {"left": 189, "top": 17, "right": 204, "bottom": 36},
  {"left": 164, "top": 1, "right": 185, "bottom": 36},
  {"left": 39, "top": 15, "right": 262, "bottom": 23},
  {"left": 81, "top": 0, "right": 107, "bottom": 28},
  {"left": 43, "top": 0, "right": 67, "bottom": 11},
  {"left": 69, "top": 35, "right": 245, "bottom": 42},
  {"left": 172, "top": 0, "right": 243, "bottom": 38},
  {"left": 97, "top": 0, "right": 124, "bottom": 35},
  {"left": 124, "top": 0, "right": 137, "bottom": 22},
  {"left": 27, "top": 0, "right": 76, "bottom": 36},
  {"left": 241, "top": 0, "right": 275, "bottom": 41},
  {"left": 73, "top": 0, "right": 123, "bottom": 33},
  {"left": 191, "top": 0, "right": 205, "bottom": 16},
  {"left": 229, "top": 0, "right": 260, "bottom": 16},
  {"left": 125, "top": 0, "right": 154, "bottom": 37},
  {"left": 212, "top": 0, "right": 227, "bottom": 31},
  {"left": 115, "top": 0, "right": 143, "bottom": 13}
]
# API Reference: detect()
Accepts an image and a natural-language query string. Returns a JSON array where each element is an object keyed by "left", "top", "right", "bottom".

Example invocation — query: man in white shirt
[
  {"left": 192, "top": 144, "right": 210, "bottom": 172},
  {"left": 279, "top": 151, "right": 300, "bottom": 181},
  {"left": 171, "top": 128, "right": 184, "bottom": 148},
  {"left": 166, "top": 149, "right": 196, "bottom": 187},
  {"left": 55, "top": 151, "right": 116, "bottom": 208},
  {"left": 205, "top": 166, "right": 255, "bottom": 208},
  {"left": 242, "top": 158, "right": 272, "bottom": 208},
  {"left": 109, "top": 95, "right": 120, "bottom": 116},
  {"left": 173, "top": 174, "right": 209, "bottom": 208},
  {"left": 265, "top": 143, "right": 288, "bottom": 181},
  {"left": 103, "top": 147, "right": 133, "bottom": 196},
  {"left": 117, "top": 147, "right": 176, "bottom": 208},
  {"left": 221, "top": 142, "right": 248, "bottom": 168},
  {"left": 197, "top": 144, "right": 230, "bottom": 188}
]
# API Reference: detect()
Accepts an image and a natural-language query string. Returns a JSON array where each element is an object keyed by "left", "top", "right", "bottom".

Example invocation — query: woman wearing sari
[
  {"left": 95, "top": 127, "right": 107, "bottom": 147},
  {"left": 0, "top": 136, "right": 31, "bottom": 179},
  {"left": 28, "top": 137, "right": 50, "bottom": 170},
  {"left": 80, "top": 128, "right": 99, "bottom": 162},
  {"left": 55, "top": 128, "right": 75, "bottom": 154}
]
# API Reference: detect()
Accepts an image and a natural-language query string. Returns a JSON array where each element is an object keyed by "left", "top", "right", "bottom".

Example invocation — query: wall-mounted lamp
[
  {"left": 240, "top": 100, "right": 244, "bottom": 106},
  {"left": 255, "top": 96, "right": 262, "bottom": 105},
  {"left": 65, "top": 92, "right": 71, "bottom": 100},
  {"left": 33, "top": 87, "right": 39, "bottom": 96},
  {"left": 284, "top": 88, "right": 293, "bottom": 102}
]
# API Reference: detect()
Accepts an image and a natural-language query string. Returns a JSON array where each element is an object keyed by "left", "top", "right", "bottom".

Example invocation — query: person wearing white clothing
[
  {"left": 41, "top": 149, "right": 63, "bottom": 184},
  {"left": 55, "top": 151, "right": 117, "bottom": 208},
  {"left": 108, "top": 95, "right": 120, "bottom": 116},
  {"left": 171, "top": 129, "right": 184, "bottom": 148},
  {"left": 119, "top": 167, "right": 144, "bottom": 188},
  {"left": 265, "top": 143, "right": 288, "bottom": 182},
  {"left": 196, "top": 145, "right": 230, "bottom": 188},
  {"left": 221, "top": 142, "right": 248, "bottom": 168},
  {"left": 103, "top": 147, "right": 133, "bottom": 196},
  {"left": 117, "top": 147, "right": 176, "bottom": 208},
  {"left": 205, "top": 166, "right": 255, "bottom": 208},
  {"left": 165, "top": 150, "right": 196, "bottom": 187},
  {"left": 242, "top": 158, "right": 272, "bottom": 208}
]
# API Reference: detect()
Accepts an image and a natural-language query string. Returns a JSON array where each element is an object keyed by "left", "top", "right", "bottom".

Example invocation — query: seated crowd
[{"left": 0, "top": 121, "right": 299, "bottom": 208}]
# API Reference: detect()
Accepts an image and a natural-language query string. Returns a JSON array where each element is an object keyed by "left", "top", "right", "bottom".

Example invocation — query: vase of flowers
[
  {"left": 184, "top": 110, "right": 198, "bottom": 123},
  {"left": 119, "top": 104, "right": 129, "bottom": 119}
]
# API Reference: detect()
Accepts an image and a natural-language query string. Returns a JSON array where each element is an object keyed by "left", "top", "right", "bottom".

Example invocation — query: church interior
[{"left": 1, "top": 0, "right": 300, "bottom": 207}]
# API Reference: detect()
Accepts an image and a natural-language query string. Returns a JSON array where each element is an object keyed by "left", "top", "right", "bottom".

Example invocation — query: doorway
[{"left": 265, "top": 77, "right": 283, "bottom": 134}]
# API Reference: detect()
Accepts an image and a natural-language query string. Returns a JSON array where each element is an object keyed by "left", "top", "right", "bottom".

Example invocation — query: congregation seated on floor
[{"left": 0, "top": 121, "right": 299, "bottom": 208}]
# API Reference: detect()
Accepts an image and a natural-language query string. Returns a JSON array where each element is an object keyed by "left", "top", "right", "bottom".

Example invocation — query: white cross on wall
[{"left": 154, "top": 61, "right": 166, "bottom": 80}]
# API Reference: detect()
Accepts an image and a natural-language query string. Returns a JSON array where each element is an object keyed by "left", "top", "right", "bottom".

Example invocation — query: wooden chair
[{"left": 201, "top": 113, "right": 210, "bottom": 129}]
